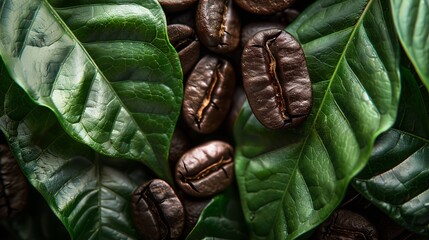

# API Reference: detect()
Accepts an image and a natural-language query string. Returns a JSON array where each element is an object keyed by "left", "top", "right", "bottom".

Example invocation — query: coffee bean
[
  {"left": 0, "top": 144, "right": 28, "bottom": 219},
  {"left": 158, "top": 0, "right": 198, "bottom": 12},
  {"left": 241, "top": 21, "right": 285, "bottom": 47},
  {"left": 233, "top": 0, "right": 297, "bottom": 15},
  {"left": 167, "top": 24, "right": 200, "bottom": 75},
  {"left": 182, "top": 55, "right": 235, "bottom": 134},
  {"left": 169, "top": 127, "right": 191, "bottom": 164},
  {"left": 175, "top": 140, "right": 234, "bottom": 198},
  {"left": 317, "top": 209, "right": 379, "bottom": 240},
  {"left": 132, "top": 179, "right": 185, "bottom": 240},
  {"left": 241, "top": 29, "right": 312, "bottom": 129},
  {"left": 196, "top": 0, "right": 240, "bottom": 53}
]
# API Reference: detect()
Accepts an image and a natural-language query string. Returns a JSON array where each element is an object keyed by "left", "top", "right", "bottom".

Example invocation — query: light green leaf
[
  {"left": 0, "top": 62, "right": 153, "bottom": 240},
  {"left": 391, "top": 0, "right": 429, "bottom": 91},
  {"left": 0, "top": 0, "right": 182, "bottom": 181},
  {"left": 353, "top": 67, "right": 429, "bottom": 236},
  {"left": 234, "top": 0, "right": 400, "bottom": 239}
]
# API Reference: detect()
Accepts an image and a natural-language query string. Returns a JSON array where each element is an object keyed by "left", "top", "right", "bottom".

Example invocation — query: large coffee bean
[
  {"left": 196, "top": 0, "right": 240, "bottom": 53},
  {"left": 167, "top": 24, "right": 200, "bottom": 75},
  {"left": 233, "top": 0, "right": 296, "bottom": 15},
  {"left": 158, "top": 0, "right": 198, "bottom": 12},
  {"left": 241, "top": 29, "right": 312, "bottom": 129},
  {"left": 175, "top": 140, "right": 234, "bottom": 198},
  {"left": 317, "top": 209, "right": 379, "bottom": 240},
  {"left": 0, "top": 144, "right": 28, "bottom": 219},
  {"left": 182, "top": 55, "right": 235, "bottom": 134},
  {"left": 132, "top": 179, "right": 185, "bottom": 240}
]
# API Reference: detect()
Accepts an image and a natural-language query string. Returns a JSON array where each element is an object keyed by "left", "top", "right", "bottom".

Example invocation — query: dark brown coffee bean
[
  {"left": 158, "top": 0, "right": 198, "bottom": 12},
  {"left": 241, "top": 29, "right": 312, "bottom": 129},
  {"left": 241, "top": 21, "right": 285, "bottom": 47},
  {"left": 167, "top": 24, "right": 200, "bottom": 75},
  {"left": 175, "top": 140, "right": 234, "bottom": 198},
  {"left": 233, "top": 0, "right": 297, "bottom": 15},
  {"left": 132, "top": 179, "right": 185, "bottom": 240},
  {"left": 0, "top": 144, "right": 28, "bottom": 219},
  {"left": 226, "top": 87, "right": 247, "bottom": 132},
  {"left": 182, "top": 55, "right": 235, "bottom": 134},
  {"left": 179, "top": 193, "right": 211, "bottom": 236},
  {"left": 317, "top": 209, "right": 379, "bottom": 240},
  {"left": 169, "top": 127, "right": 191, "bottom": 164},
  {"left": 196, "top": 0, "right": 240, "bottom": 53}
]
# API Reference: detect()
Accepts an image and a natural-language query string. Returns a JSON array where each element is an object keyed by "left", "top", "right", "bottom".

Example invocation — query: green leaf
[
  {"left": 353, "top": 68, "right": 429, "bottom": 236},
  {"left": 0, "top": 62, "right": 154, "bottom": 239},
  {"left": 0, "top": 0, "right": 183, "bottom": 181},
  {"left": 234, "top": 0, "right": 400, "bottom": 239},
  {"left": 391, "top": 0, "right": 429, "bottom": 91},
  {"left": 186, "top": 187, "right": 249, "bottom": 240}
]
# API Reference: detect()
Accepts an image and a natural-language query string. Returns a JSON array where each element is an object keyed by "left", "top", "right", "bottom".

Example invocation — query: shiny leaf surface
[
  {"left": 0, "top": 62, "right": 153, "bottom": 240},
  {"left": 234, "top": 0, "right": 400, "bottom": 239},
  {"left": 0, "top": 0, "right": 182, "bottom": 181},
  {"left": 391, "top": 0, "right": 429, "bottom": 91},
  {"left": 353, "top": 68, "right": 429, "bottom": 236},
  {"left": 186, "top": 187, "right": 248, "bottom": 240}
]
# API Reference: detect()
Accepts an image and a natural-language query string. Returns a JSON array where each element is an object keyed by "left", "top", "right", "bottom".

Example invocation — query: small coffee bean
[
  {"left": 169, "top": 127, "right": 191, "bottom": 164},
  {"left": 0, "top": 144, "right": 28, "bottom": 219},
  {"left": 167, "top": 24, "right": 200, "bottom": 75},
  {"left": 196, "top": 0, "right": 240, "bottom": 53},
  {"left": 241, "top": 29, "right": 312, "bottom": 129},
  {"left": 233, "top": 0, "right": 297, "bottom": 15},
  {"left": 182, "top": 55, "right": 235, "bottom": 134},
  {"left": 241, "top": 21, "right": 285, "bottom": 47},
  {"left": 175, "top": 140, "right": 234, "bottom": 198},
  {"left": 158, "top": 0, "right": 198, "bottom": 12},
  {"left": 317, "top": 209, "right": 379, "bottom": 240},
  {"left": 132, "top": 179, "right": 185, "bottom": 240}
]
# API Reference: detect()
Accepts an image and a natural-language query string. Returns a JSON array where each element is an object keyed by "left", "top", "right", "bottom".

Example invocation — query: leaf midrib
[
  {"left": 42, "top": 0, "right": 154, "bottom": 156},
  {"left": 265, "top": 0, "right": 373, "bottom": 238}
]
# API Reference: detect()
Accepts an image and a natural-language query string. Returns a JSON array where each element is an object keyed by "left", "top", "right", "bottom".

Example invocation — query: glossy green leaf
[
  {"left": 353, "top": 68, "right": 429, "bottom": 235},
  {"left": 0, "top": 0, "right": 182, "bottom": 181},
  {"left": 391, "top": 0, "right": 429, "bottom": 91},
  {"left": 0, "top": 62, "right": 153, "bottom": 239},
  {"left": 234, "top": 0, "right": 400, "bottom": 239},
  {"left": 186, "top": 187, "right": 249, "bottom": 240}
]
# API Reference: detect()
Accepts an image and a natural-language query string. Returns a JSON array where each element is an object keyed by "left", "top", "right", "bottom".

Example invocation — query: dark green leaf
[
  {"left": 234, "top": 0, "right": 400, "bottom": 239},
  {"left": 391, "top": 0, "right": 429, "bottom": 91},
  {"left": 0, "top": 0, "right": 182, "bottom": 181},
  {"left": 353, "top": 67, "right": 429, "bottom": 236},
  {"left": 0, "top": 62, "right": 153, "bottom": 240},
  {"left": 186, "top": 187, "right": 248, "bottom": 240}
]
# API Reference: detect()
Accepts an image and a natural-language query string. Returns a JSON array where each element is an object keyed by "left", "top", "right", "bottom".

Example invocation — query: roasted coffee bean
[
  {"left": 132, "top": 179, "right": 185, "bottom": 240},
  {"left": 175, "top": 140, "right": 234, "bottom": 198},
  {"left": 241, "top": 29, "right": 312, "bottom": 129},
  {"left": 196, "top": 0, "right": 240, "bottom": 53},
  {"left": 317, "top": 209, "right": 379, "bottom": 240},
  {"left": 167, "top": 24, "right": 200, "bottom": 75},
  {"left": 0, "top": 144, "right": 28, "bottom": 219},
  {"left": 169, "top": 127, "right": 191, "bottom": 164},
  {"left": 233, "top": 0, "right": 297, "bottom": 15},
  {"left": 158, "top": 0, "right": 198, "bottom": 12},
  {"left": 182, "top": 55, "right": 235, "bottom": 134},
  {"left": 179, "top": 193, "right": 211, "bottom": 236},
  {"left": 226, "top": 87, "right": 247, "bottom": 132},
  {"left": 241, "top": 21, "right": 285, "bottom": 47}
]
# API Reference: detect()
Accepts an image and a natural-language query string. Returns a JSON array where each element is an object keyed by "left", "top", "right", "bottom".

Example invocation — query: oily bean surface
[
  {"left": 158, "top": 0, "right": 198, "bottom": 12},
  {"left": 233, "top": 0, "right": 296, "bottom": 15},
  {"left": 175, "top": 140, "right": 234, "bottom": 198},
  {"left": 317, "top": 209, "right": 379, "bottom": 240},
  {"left": 242, "top": 29, "right": 312, "bottom": 129},
  {"left": 182, "top": 55, "right": 235, "bottom": 134},
  {"left": 167, "top": 24, "right": 200, "bottom": 75},
  {"left": 132, "top": 179, "right": 184, "bottom": 240},
  {"left": 0, "top": 144, "right": 28, "bottom": 219},
  {"left": 196, "top": 0, "right": 240, "bottom": 53}
]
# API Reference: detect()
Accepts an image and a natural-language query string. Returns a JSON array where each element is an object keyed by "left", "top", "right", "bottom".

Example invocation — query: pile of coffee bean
[{"left": 130, "top": 0, "right": 316, "bottom": 239}]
